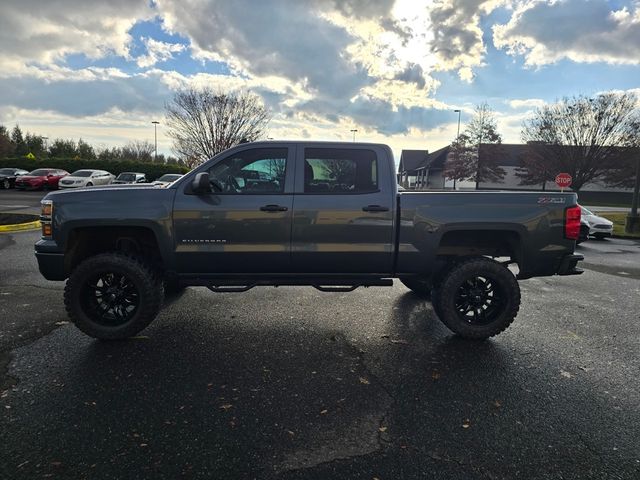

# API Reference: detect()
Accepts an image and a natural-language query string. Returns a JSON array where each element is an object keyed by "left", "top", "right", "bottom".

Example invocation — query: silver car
[
  {"left": 58, "top": 169, "right": 115, "bottom": 189},
  {"left": 580, "top": 206, "right": 613, "bottom": 240}
]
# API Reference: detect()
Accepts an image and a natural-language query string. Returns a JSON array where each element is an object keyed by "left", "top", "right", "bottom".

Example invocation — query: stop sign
[{"left": 555, "top": 173, "right": 572, "bottom": 189}]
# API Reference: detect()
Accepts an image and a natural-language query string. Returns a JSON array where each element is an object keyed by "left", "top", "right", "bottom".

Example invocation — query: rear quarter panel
[{"left": 397, "top": 191, "right": 578, "bottom": 277}]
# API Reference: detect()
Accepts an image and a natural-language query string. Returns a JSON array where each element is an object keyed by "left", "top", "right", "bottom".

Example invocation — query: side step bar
[{"left": 204, "top": 278, "right": 394, "bottom": 293}]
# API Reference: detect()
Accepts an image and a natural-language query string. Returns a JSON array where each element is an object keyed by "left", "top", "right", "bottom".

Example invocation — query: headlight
[{"left": 41, "top": 200, "right": 53, "bottom": 238}]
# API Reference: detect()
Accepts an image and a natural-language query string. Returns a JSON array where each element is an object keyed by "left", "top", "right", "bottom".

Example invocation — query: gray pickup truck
[{"left": 35, "top": 141, "right": 583, "bottom": 340}]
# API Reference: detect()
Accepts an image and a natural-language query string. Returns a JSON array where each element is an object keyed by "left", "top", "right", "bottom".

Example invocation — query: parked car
[
  {"left": 35, "top": 141, "right": 583, "bottom": 341},
  {"left": 580, "top": 206, "right": 613, "bottom": 240},
  {"left": 112, "top": 172, "right": 147, "bottom": 184},
  {"left": 58, "top": 169, "right": 115, "bottom": 189},
  {"left": 577, "top": 218, "right": 590, "bottom": 244},
  {"left": 153, "top": 173, "right": 183, "bottom": 187},
  {"left": 0, "top": 168, "right": 29, "bottom": 189},
  {"left": 15, "top": 168, "right": 68, "bottom": 190}
]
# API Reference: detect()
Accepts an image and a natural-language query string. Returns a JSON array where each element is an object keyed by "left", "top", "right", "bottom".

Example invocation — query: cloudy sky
[{"left": 1, "top": 0, "right": 639, "bottom": 160}]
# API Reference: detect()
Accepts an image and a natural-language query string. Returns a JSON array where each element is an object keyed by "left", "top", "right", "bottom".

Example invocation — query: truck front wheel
[
  {"left": 433, "top": 257, "right": 520, "bottom": 340},
  {"left": 64, "top": 253, "right": 164, "bottom": 339}
]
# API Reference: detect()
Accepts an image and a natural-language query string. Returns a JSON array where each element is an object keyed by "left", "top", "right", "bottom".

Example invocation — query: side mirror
[{"left": 191, "top": 172, "right": 211, "bottom": 194}]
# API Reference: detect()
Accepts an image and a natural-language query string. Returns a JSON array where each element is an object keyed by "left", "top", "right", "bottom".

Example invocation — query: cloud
[
  {"left": 136, "top": 38, "right": 186, "bottom": 68},
  {"left": 427, "top": 0, "right": 506, "bottom": 81},
  {"left": 493, "top": 0, "right": 640, "bottom": 65},
  {"left": 508, "top": 98, "right": 546, "bottom": 109},
  {"left": 0, "top": 0, "right": 152, "bottom": 71}
]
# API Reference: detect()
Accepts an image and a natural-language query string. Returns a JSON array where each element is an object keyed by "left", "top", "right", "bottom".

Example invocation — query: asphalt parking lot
[{"left": 1, "top": 189, "right": 639, "bottom": 479}]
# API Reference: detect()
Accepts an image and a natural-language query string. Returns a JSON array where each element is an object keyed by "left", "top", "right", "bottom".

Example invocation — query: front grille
[{"left": 593, "top": 224, "right": 611, "bottom": 229}]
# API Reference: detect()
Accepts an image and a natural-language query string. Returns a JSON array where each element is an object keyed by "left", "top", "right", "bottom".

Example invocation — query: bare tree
[
  {"left": 165, "top": 87, "right": 270, "bottom": 166},
  {"left": 518, "top": 93, "right": 640, "bottom": 191},
  {"left": 121, "top": 140, "right": 155, "bottom": 162},
  {"left": 444, "top": 103, "right": 505, "bottom": 187}
]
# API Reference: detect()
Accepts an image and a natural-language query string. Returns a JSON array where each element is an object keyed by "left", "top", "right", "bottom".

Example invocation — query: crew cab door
[
  {"left": 291, "top": 146, "right": 394, "bottom": 274},
  {"left": 172, "top": 146, "right": 294, "bottom": 274}
]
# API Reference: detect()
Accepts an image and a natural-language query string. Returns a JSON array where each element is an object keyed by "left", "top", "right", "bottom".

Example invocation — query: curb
[{"left": 0, "top": 220, "right": 41, "bottom": 233}]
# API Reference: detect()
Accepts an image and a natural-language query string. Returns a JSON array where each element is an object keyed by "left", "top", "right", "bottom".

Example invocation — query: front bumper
[
  {"left": 557, "top": 254, "right": 584, "bottom": 276},
  {"left": 35, "top": 240, "right": 66, "bottom": 280}
]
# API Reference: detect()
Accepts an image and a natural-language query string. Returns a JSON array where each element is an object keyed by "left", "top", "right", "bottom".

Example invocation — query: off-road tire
[
  {"left": 399, "top": 276, "right": 432, "bottom": 300},
  {"left": 64, "top": 252, "right": 164, "bottom": 339},
  {"left": 433, "top": 257, "right": 520, "bottom": 340}
]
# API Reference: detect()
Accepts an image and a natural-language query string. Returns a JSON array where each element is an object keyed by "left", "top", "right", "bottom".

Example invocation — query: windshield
[
  {"left": 27, "top": 169, "right": 51, "bottom": 176},
  {"left": 70, "top": 170, "right": 93, "bottom": 177},
  {"left": 581, "top": 207, "right": 594, "bottom": 216},
  {"left": 0, "top": 168, "right": 16, "bottom": 175},
  {"left": 157, "top": 174, "right": 181, "bottom": 182},
  {"left": 116, "top": 173, "right": 136, "bottom": 181}
]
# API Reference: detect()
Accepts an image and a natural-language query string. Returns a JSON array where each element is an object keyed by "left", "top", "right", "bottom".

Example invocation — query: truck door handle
[
  {"left": 260, "top": 204, "right": 288, "bottom": 212},
  {"left": 362, "top": 205, "right": 389, "bottom": 212}
]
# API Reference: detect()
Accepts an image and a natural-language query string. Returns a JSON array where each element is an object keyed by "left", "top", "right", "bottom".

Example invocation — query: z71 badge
[{"left": 538, "top": 197, "right": 566, "bottom": 204}]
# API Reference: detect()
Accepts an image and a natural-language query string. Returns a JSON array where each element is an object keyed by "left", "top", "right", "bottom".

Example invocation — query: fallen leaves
[
  {"left": 560, "top": 370, "right": 572, "bottom": 379},
  {"left": 219, "top": 404, "right": 233, "bottom": 411},
  {"left": 462, "top": 419, "right": 471, "bottom": 429},
  {"left": 359, "top": 377, "right": 370, "bottom": 385},
  {"left": 319, "top": 409, "right": 328, "bottom": 415}
]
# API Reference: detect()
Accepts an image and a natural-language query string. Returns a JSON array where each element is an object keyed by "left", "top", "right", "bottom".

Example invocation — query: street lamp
[
  {"left": 453, "top": 109, "right": 461, "bottom": 138},
  {"left": 151, "top": 121, "right": 160, "bottom": 161},
  {"left": 350, "top": 129, "right": 358, "bottom": 142}
]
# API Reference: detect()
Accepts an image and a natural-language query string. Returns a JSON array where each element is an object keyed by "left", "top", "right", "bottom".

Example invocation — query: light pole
[
  {"left": 453, "top": 109, "right": 461, "bottom": 138},
  {"left": 350, "top": 129, "right": 358, "bottom": 142},
  {"left": 42, "top": 136, "right": 48, "bottom": 156},
  {"left": 151, "top": 121, "right": 160, "bottom": 161}
]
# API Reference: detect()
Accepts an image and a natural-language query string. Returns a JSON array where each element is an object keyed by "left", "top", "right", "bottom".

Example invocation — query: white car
[
  {"left": 58, "top": 169, "right": 115, "bottom": 189},
  {"left": 152, "top": 173, "right": 183, "bottom": 187},
  {"left": 580, "top": 206, "right": 613, "bottom": 240}
]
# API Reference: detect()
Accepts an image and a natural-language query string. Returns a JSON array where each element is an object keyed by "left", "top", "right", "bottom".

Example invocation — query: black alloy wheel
[
  {"left": 80, "top": 272, "right": 140, "bottom": 326},
  {"left": 453, "top": 275, "right": 504, "bottom": 326},
  {"left": 433, "top": 257, "right": 520, "bottom": 339},
  {"left": 64, "top": 253, "right": 164, "bottom": 339}
]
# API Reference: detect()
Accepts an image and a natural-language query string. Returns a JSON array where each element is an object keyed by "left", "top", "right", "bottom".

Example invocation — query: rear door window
[{"left": 303, "top": 148, "right": 378, "bottom": 194}]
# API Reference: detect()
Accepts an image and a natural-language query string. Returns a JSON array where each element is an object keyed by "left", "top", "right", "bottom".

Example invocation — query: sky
[{"left": 1, "top": 0, "right": 639, "bottom": 162}]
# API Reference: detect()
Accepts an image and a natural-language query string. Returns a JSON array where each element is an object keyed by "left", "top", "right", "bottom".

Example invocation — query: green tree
[
  {"left": 444, "top": 103, "right": 505, "bottom": 187},
  {"left": 76, "top": 139, "right": 96, "bottom": 160},
  {"left": 0, "top": 125, "right": 14, "bottom": 158},
  {"left": 11, "top": 125, "right": 28, "bottom": 156},
  {"left": 24, "top": 133, "right": 46, "bottom": 158},
  {"left": 49, "top": 139, "right": 78, "bottom": 158}
]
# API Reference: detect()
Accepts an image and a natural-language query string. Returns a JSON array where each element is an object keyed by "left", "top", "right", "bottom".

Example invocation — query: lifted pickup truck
[{"left": 35, "top": 141, "right": 583, "bottom": 340}]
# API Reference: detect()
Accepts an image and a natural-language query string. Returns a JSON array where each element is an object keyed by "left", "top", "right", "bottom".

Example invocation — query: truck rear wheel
[
  {"left": 433, "top": 257, "right": 520, "bottom": 340},
  {"left": 64, "top": 253, "right": 164, "bottom": 339},
  {"left": 399, "top": 276, "right": 432, "bottom": 299}
]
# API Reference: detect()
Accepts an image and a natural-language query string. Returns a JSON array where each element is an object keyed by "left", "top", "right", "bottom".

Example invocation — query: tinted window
[
  {"left": 304, "top": 148, "right": 377, "bottom": 194},
  {"left": 117, "top": 173, "right": 136, "bottom": 181},
  {"left": 0, "top": 168, "right": 15, "bottom": 175},
  {"left": 70, "top": 170, "right": 93, "bottom": 177},
  {"left": 28, "top": 169, "right": 51, "bottom": 176},
  {"left": 157, "top": 174, "right": 182, "bottom": 182},
  {"left": 207, "top": 148, "right": 287, "bottom": 194}
]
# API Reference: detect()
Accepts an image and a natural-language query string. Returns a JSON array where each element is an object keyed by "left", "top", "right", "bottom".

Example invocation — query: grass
[
  {"left": 596, "top": 212, "right": 640, "bottom": 239},
  {"left": 581, "top": 201, "right": 631, "bottom": 208}
]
